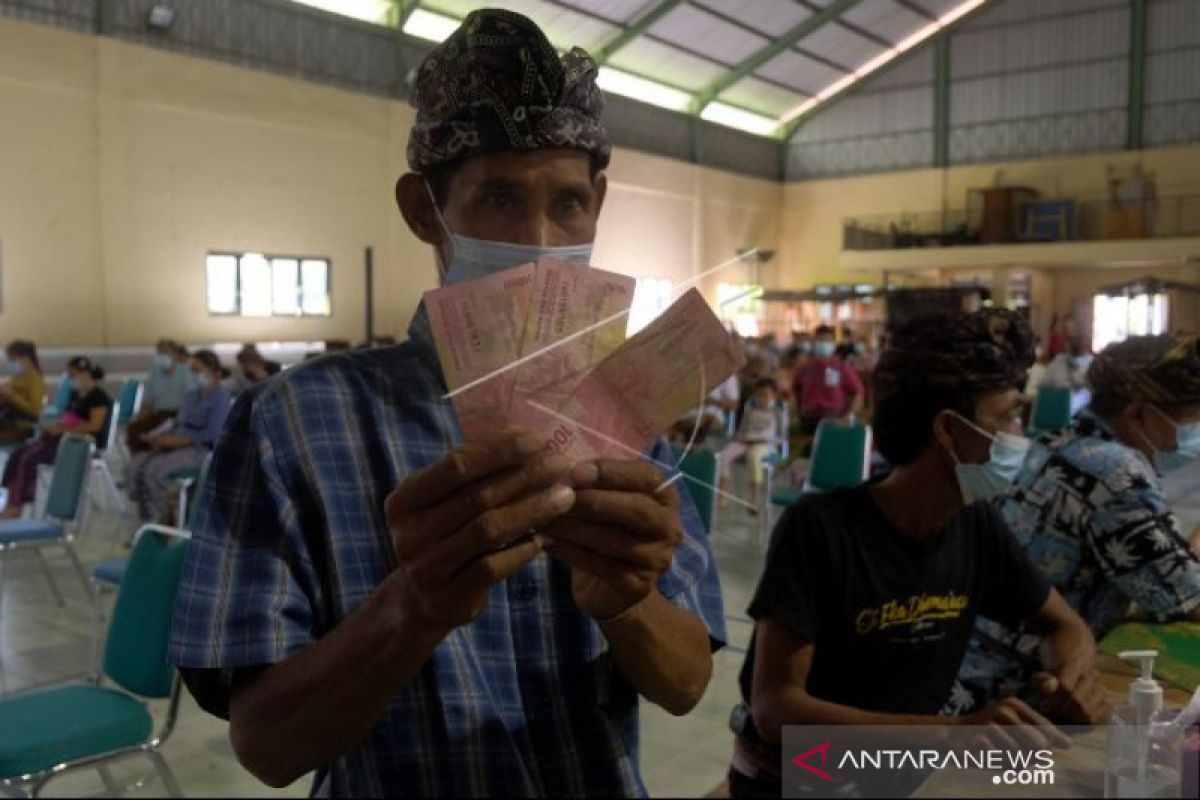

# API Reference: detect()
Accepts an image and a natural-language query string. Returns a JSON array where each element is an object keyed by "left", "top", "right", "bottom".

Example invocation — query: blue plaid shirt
[
  {"left": 168, "top": 306, "right": 726, "bottom": 798},
  {"left": 948, "top": 410, "right": 1200, "bottom": 714}
]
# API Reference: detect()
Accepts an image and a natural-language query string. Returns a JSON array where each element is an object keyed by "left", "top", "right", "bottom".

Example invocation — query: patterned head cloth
[
  {"left": 1088, "top": 335, "right": 1200, "bottom": 406},
  {"left": 406, "top": 8, "right": 611, "bottom": 174},
  {"left": 874, "top": 308, "right": 1036, "bottom": 399}
]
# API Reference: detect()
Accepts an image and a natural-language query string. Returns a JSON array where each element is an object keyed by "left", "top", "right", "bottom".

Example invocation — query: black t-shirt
[
  {"left": 67, "top": 387, "right": 114, "bottom": 448},
  {"left": 740, "top": 482, "right": 1050, "bottom": 717}
]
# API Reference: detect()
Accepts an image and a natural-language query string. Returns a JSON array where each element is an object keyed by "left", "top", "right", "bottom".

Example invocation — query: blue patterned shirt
[
  {"left": 168, "top": 306, "right": 726, "bottom": 798},
  {"left": 949, "top": 410, "right": 1200, "bottom": 713}
]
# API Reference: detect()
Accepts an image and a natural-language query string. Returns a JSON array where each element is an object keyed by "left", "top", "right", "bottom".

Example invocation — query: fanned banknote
[
  {"left": 422, "top": 263, "right": 535, "bottom": 440},
  {"left": 505, "top": 259, "right": 636, "bottom": 455},
  {"left": 551, "top": 288, "right": 744, "bottom": 459}
]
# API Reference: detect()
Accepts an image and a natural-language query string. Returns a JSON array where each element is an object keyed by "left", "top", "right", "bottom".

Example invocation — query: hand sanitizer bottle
[{"left": 1105, "top": 650, "right": 1180, "bottom": 798}]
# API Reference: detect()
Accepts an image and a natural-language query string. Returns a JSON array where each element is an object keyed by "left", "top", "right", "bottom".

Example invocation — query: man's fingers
[
  {"left": 568, "top": 489, "right": 680, "bottom": 541},
  {"left": 1032, "top": 671, "right": 1059, "bottom": 696},
  {"left": 1006, "top": 699, "right": 1070, "bottom": 749},
  {"left": 423, "top": 485, "right": 575, "bottom": 580},
  {"left": 569, "top": 459, "right": 679, "bottom": 509},
  {"left": 423, "top": 452, "right": 573, "bottom": 536},
  {"left": 544, "top": 539, "right": 653, "bottom": 595},
  {"left": 544, "top": 519, "right": 672, "bottom": 574},
  {"left": 1054, "top": 657, "right": 1088, "bottom": 694},
  {"left": 455, "top": 535, "right": 547, "bottom": 595},
  {"left": 388, "top": 428, "right": 542, "bottom": 512}
]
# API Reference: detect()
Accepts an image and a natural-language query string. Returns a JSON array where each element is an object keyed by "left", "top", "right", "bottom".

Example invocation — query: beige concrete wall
[{"left": 0, "top": 16, "right": 781, "bottom": 348}]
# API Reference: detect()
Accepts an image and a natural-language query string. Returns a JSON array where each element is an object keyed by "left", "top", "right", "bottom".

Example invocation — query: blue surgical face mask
[
  {"left": 814, "top": 340, "right": 836, "bottom": 359},
  {"left": 187, "top": 371, "right": 205, "bottom": 392},
  {"left": 798, "top": 341, "right": 813, "bottom": 354},
  {"left": 7, "top": 361, "right": 23, "bottom": 375},
  {"left": 947, "top": 412, "right": 1030, "bottom": 504},
  {"left": 155, "top": 354, "right": 173, "bottom": 371},
  {"left": 68, "top": 377, "right": 82, "bottom": 393},
  {"left": 426, "top": 182, "right": 593, "bottom": 284},
  {"left": 1145, "top": 405, "right": 1200, "bottom": 473}
]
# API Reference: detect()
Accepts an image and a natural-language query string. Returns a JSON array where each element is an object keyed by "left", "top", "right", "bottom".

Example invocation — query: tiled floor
[{"left": 2, "top": 457, "right": 1198, "bottom": 797}]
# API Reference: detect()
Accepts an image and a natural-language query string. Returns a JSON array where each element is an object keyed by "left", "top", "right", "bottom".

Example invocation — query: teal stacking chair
[
  {"left": 90, "top": 453, "right": 209, "bottom": 593},
  {"left": 1028, "top": 385, "right": 1072, "bottom": 436},
  {"left": 116, "top": 380, "right": 143, "bottom": 426},
  {"left": 670, "top": 448, "right": 718, "bottom": 534},
  {"left": 39, "top": 376, "right": 73, "bottom": 421},
  {"left": 761, "top": 418, "right": 873, "bottom": 546},
  {"left": 0, "top": 527, "right": 188, "bottom": 798},
  {"left": 0, "top": 434, "right": 94, "bottom": 609}
]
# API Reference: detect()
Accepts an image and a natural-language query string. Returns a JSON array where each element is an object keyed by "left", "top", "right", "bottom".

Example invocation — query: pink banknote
[{"left": 422, "top": 263, "right": 535, "bottom": 441}]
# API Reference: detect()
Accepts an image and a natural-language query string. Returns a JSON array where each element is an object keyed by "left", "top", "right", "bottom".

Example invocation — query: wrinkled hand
[
  {"left": 384, "top": 429, "right": 574, "bottom": 634},
  {"left": 543, "top": 459, "right": 682, "bottom": 621},
  {"left": 1033, "top": 666, "right": 1111, "bottom": 725},
  {"left": 962, "top": 696, "right": 1072, "bottom": 751}
]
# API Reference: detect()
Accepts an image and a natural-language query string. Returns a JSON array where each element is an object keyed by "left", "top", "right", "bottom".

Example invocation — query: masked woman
[{"left": 127, "top": 349, "right": 231, "bottom": 524}]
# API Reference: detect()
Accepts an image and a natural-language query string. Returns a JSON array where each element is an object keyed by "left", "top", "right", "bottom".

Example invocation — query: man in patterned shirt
[
  {"left": 168, "top": 9, "right": 724, "bottom": 797},
  {"left": 952, "top": 334, "right": 1200, "bottom": 719}
]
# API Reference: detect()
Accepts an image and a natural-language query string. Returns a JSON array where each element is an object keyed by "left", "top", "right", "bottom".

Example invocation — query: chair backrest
[
  {"left": 98, "top": 399, "right": 121, "bottom": 454},
  {"left": 1031, "top": 385, "right": 1072, "bottom": 434},
  {"left": 804, "top": 418, "right": 872, "bottom": 492},
  {"left": 103, "top": 526, "right": 189, "bottom": 699},
  {"left": 184, "top": 452, "right": 215, "bottom": 530},
  {"left": 49, "top": 374, "right": 72, "bottom": 412},
  {"left": 672, "top": 449, "right": 718, "bottom": 533},
  {"left": 44, "top": 433, "right": 94, "bottom": 524},
  {"left": 117, "top": 380, "right": 143, "bottom": 423}
]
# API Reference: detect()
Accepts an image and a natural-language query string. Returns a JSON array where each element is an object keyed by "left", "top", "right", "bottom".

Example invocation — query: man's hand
[
  {"left": 385, "top": 428, "right": 575, "bottom": 635},
  {"left": 961, "top": 696, "right": 1071, "bottom": 751},
  {"left": 543, "top": 459, "right": 682, "bottom": 620},
  {"left": 1032, "top": 667, "right": 1111, "bottom": 725},
  {"left": 1189, "top": 524, "right": 1200, "bottom": 556}
]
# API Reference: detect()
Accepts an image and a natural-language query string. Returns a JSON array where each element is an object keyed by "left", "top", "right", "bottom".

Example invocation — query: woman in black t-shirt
[{"left": 1, "top": 356, "right": 112, "bottom": 518}]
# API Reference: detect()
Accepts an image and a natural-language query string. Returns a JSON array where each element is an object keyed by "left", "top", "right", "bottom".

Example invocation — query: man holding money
[{"left": 169, "top": 9, "right": 725, "bottom": 797}]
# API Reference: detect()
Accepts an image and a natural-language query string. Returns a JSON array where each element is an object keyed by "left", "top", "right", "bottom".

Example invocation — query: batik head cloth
[
  {"left": 874, "top": 308, "right": 1036, "bottom": 399},
  {"left": 1088, "top": 335, "right": 1200, "bottom": 406},
  {"left": 406, "top": 8, "right": 611, "bottom": 173}
]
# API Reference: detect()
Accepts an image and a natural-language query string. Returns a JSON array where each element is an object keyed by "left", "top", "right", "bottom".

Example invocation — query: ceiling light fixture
[
  {"left": 700, "top": 102, "right": 780, "bottom": 136},
  {"left": 402, "top": 7, "right": 460, "bottom": 42},
  {"left": 145, "top": 4, "right": 176, "bottom": 32},
  {"left": 597, "top": 67, "right": 693, "bottom": 112}
]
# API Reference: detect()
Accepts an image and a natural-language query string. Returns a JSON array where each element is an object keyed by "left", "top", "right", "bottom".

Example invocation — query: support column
[
  {"left": 1126, "top": 0, "right": 1147, "bottom": 151},
  {"left": 933, "top": 35, "right": 951, "bottom": 168}
]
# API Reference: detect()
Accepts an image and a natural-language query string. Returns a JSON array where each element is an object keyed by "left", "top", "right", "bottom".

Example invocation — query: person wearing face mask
[
  {"left": 127, "top": 339, "right": 191, "bottom": 454},
  {"left": 168, "top": 11, "right": 722, "bottom": 798},
  {"left": 0, "top": 340, "right": 46, "bottom": 442},
  {"left": 952, "top": 334, "right": 1200, "bottom": 720},
  {"left": 727, "top": 310, "right": 1100, "bottom": 798},
  {"left": 791, "top": 324, "right": 864, "bottom": 436},
  {"left": 1, "top": 356, "right": 111, "bottom": 518},
  {"left": 127, "top": 350, "right": 230, "bottom": 524}
]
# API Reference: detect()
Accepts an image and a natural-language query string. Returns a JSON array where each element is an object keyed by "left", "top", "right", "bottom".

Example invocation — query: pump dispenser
[{"left": 1105, "top": 650, "right": 1180, "bottom": 798}]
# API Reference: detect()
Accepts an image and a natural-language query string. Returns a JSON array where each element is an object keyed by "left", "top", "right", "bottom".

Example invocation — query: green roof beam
[
  {"left": 387, "top": 0, "right": 423, "bottom": 29},
  {"left": 691, "top": 0, "right": 861, "bottom": 114}
]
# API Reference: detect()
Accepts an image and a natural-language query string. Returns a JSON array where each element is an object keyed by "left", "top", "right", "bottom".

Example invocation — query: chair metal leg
[
  {"left": 62, "top": 542, "right": 91, "bottom": 604},
  {"left": 145, "top": 749, "right": 183, "bottom": 798},
  {"left": 97, "top": 765, "right": 121, "bottom": 797},
  {"left": 33, "top": 548, "right": 64, "bottom": 607}
]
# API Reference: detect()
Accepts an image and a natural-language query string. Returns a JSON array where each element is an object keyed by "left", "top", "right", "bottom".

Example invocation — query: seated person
[
  {"left": 669, "top": 373, "right": 739, "bottom": 445},
  {"left": 127, "top": 339, "right": 191, "bottom": 453},
  {"left": 1, "top": 357, "right": 111, "bottom": 518},
  {"left": 128, "top": 349, "right": 231, "bottom": 524},
  {"left": 952, "top": 335, "right": 1200, "bottom": 716},
  {"left": 223, "top": 344, "right": 282, "bottom": 395},
  {"left": 719, "top": 378, "right": 783, "bottom": 511},
  {"left": 0, "top": 340, "right": 46, "bottom": 442},
  {"left": 729, "top": 310, "right": 1104, "bottom": 798}
]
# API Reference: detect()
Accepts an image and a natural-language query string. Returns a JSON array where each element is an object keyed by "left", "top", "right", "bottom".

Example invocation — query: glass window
[
  {"left": 272, "top": 258, "right": 300, "bottom": 316},
  {"left": 239, "top": 253, "right": 273, "bottom": 318},
  {"left": 301, "top": 259, "right": 331, "bottom": 316},
  {"left": 206, "top": 254, "right": 238, "bottom": 314}
]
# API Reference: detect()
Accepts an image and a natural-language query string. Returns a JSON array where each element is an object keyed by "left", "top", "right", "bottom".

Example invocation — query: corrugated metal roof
[{"left": 307, "top": 0, "right": 995, "bottom": 138}]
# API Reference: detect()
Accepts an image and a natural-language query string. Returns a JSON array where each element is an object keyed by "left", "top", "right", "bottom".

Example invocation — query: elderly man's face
[{"left": 398, "top": 148, "right": 606, "bottom": 253}]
